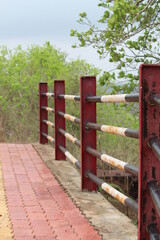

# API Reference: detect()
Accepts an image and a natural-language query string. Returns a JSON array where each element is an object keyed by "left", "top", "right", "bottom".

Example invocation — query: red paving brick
[{"left": 0, "top": 144, "right": 102, "bottom": 240}]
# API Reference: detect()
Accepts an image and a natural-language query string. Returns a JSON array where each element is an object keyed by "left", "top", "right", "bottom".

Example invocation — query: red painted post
[
  {"left": 39, "top": 83, "right": 48, "bottom": 144},
  {"left": 54, "top": 80, "right": 66, "bottom": 160},
  {"left": 139, "top": 64, "right": 160, "bottom": 239},
  {"left": 81, "top": 76, "right": 97, "bottom": 191}
]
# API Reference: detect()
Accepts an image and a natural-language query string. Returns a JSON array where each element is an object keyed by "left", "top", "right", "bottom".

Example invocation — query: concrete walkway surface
[
  {"left": 34, "top": 143, "right": 137, "bottom": 240},
  {"left": 0, "top": 144, "right": 101, "bottom": 240}
]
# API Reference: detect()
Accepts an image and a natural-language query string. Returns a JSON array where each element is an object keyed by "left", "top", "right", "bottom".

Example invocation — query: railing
[{"left": 38, "top": 64, "right": 160, "bottom": 240}]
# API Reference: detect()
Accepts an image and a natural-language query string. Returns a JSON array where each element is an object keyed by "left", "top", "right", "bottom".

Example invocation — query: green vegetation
[
  {"left": 0, "top": 42, "right": 138, "bottom": 165},
  {"left": 71, "top": 0, "right": 160, "bottom": 93},
  {"left": 0, "top": 42, "right": 98, "bottom": 142}
]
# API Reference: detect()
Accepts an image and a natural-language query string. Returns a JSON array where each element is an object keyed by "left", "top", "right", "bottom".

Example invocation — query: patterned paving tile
[{"left": 0, "top": 144, "right": 101, "bottom": 240}]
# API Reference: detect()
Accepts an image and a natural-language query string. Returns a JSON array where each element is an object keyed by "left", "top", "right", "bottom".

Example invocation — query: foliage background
[
  {"left": 71, "top": 0, "right": 160, "bottom": 93},
  {"left": 0, "top": 42, "right": 139, "bottom": 165}
]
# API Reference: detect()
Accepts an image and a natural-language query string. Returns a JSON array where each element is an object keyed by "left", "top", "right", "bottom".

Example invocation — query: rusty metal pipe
[
  {"left": 41, "top": 106, "right": 54, "bottom": 113},
  {"left": 150, "top": 94, "right": 160, "bottom": 105},
  {"left": 41, "top": 93, "right": 54, "bottom": 97},
  {"left": 86, "top": 122, "right": 139, "bottom": 139},
  {"left": 58, "top": 94, "right": 80, "bottom": 101},
  {"left": 148, "top": 180, "right": 160, "bottom": 217},
  {"left": 149, "top": 137, "right": 160, "bottom": 161},
  {"left": 152, "top": 95, "right": 160, "bottom": 105},
  {"left": 58, "top": 128, "right": 80, "bottom": 147},
  {"left": 86, "top": 93, "right": 139, "bottom": 103},
  {"left": 86, "top": 146, "right": 138, "bottom": 177},
  {"left": 59, "top": 145, "right": 80, "bottom": 169},
  {"left": 147, "top": 223, "right": 160, "bottom": 240},
  {"left": 124, "top": 164, "right": 139, "bottom": 177},
  {"left": 75, "top": 160, "right": 81, "bottom": 170},
  {"left": 86, "top": 172, "right": 138, "bottom": 213},
  {"left": 86, "top": 171, "right": 104, "bottom": 186},
  {"left": 58, "top": 111, "right": 80, "bottom": 125},
  {"left": 42, "top": 120, "right": 54, "bottom": 128},
  {"left": 41, "top": 132, "right": 55, "bottom": 143}
]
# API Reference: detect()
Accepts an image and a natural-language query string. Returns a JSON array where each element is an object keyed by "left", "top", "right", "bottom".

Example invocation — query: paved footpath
[{"left": 0, "top": 144, "right": 101, "bottom": 240}]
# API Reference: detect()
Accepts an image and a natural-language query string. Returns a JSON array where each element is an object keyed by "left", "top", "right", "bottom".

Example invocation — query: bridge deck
[
  {"left": 0, "top": 144, "right": 101, "bottom": 240},
  {"left": 0, "top": 143, "right": 137, "bottom": 240}
]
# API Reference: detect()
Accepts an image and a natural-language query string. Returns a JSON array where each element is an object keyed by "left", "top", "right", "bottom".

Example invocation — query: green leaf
[{"left": 79, "top": 12, "right": 87, "bottom": 18}]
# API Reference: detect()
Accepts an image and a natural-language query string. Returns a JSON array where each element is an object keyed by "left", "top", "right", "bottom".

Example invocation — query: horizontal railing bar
[
  {"left": 41, "top": 92, "right": 54, "bottom": 97},
  {"left": 152, "top": 95, "right": 160, "bottom": 105},
  {"left": 57, "top": 137, "right": 138, "bottom": 176},
  {"left": 42, "top": 120, "right": 54, "bottom": 128},
  {"left": 58, "top": 111, "right": 80, "bottom": 125},
  {"left": 86, "top": 172, "right": 138, "bottom": 213},
  {"left": 147, "top": 223, "right": 160, "bottom": 240},
  {"left": 57, "top": 93, "right": 139, "bottom": 103},
  {"left": 148, "top": 181, "right": 160, "bottom": 217},
  {"left": 86, "top": 122, "right": 139, "bottom": 139},
  {"left": 58, "top": 128, "right": 80, "bottom": 147},
  {"left": 41, "top": 106, "right": 54, "bottom": 113},
  {"left": 58, "top": 112, "right": 138, "bottom": 139},
  {"left": 48, "top": 93, "right": 139, "bottom": 103},
  {"left": 58, "top": 94, "right": 80, "bottom": 101},
  {"left": 86, "top": 93, "right": 139, "bottom": 103},
  {"left": 150, "top": 94, "right": 160, "bottom": 105},
  {"left": 41, "top": 132, "right": 55, "bottom": 143},
  {"left": 86, "top": 146, "right": 138, "bottom": 177},
  {"left": 59, "top": 145, "right": 81, "bottom": 169},
  {"left": 149, "top": 137, "right": 160, "bottom": 161}
]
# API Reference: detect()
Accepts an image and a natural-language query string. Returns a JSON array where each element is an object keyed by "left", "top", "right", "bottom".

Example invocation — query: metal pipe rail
[
  {"left": 59, "top": 143, "right": 138, "bottom": 214},
  {"left": 58, "top": 93, "right": 139, "bottom": 103},
  {"left": 149, "top": 137, "right": 160, "bottom": 161},
  {"left": 58, "top": 128, "right": 138, "bottom": 176},
  {"left": 148, "top": 181, "right": 160, "bottom": 217},
  {"left": 58, "top": 128, "right": 80, "bottom": 147},
  {"left": 57, "top": 111, "right": 139, "bottom": 139},
  {"left": 42, "top": 120, "right": 54, "bottom": 128},
  {"left": 41, "top": 132, "right": 55, "bottom": 143},
  {"left": 41, "top": 92, "right": 54, "bottom": 97},
  {"left": 86, "top": 93, "right": 139, "bottom": 103},
  {"left": 59, "top": 145, "right": 80, "bottom": 169},
  {"left": 86, "top": 146, "right": 138, "bottom": 177},
  {"left": 86, "top": 122, "right": 139, "bottom": 139},
  {"left": 58, "top": 111, "right": 81, "bottom": 124},
  {"left": 41, "top": 106, "right": 54, "bottom": 113},
  {"left": 86, "top": 171, "right": 138, "bottom": 213},
  {"left": 147, "top": 223, "right": 160, "bottom": 240},
  {"left": 149, "top": 94, "right": 160, "bottom": 105},
  {"left": 58, "top": 94, "right": 80, "bottom": 101},
  {"left": 39, "top": 67, "right": 160, "bottom": 239},
  {"left": 58, "top": 126, "right": 139, "bottom": 176}
]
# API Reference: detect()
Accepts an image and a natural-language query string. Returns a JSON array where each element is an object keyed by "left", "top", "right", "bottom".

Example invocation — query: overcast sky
[{"left": 0, "top": 0, "right": 110, "bottom": 71}]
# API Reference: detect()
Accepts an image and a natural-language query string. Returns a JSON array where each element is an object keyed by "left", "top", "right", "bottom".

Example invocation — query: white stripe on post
[
  {"left": 101, "top": 182, "right": 128, "bottom": 204},
  {"left": 101, "top": 154, "right": 126, "bottom": 170},
  {"left": 64, "top": 95, "right": 76, "bottom": 100},
  {"left": 65, "top": 151, "right": 77, "bottom": 165},
  {"left": 101, "top": 94, "right": 126, "bottom": 102},
  {"left": 65, "top": 132, "right": 77, "bottom": 143},
  {"left": 100, "top": 125, "right": 127, "bottom": 136},
  {"left": 64, "top": 114, "right": 76, "bottom": 122}
]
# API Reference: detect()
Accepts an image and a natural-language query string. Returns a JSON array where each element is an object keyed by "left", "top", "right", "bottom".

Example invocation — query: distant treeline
[
  {"left": 0, "top": 42, "right": 99, "bottom": 142},
  {"left": 0, "top": 42, "right": 139, "bottom": 166}
]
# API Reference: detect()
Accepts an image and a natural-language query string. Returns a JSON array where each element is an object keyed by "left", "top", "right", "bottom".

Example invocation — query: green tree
[
  {"left": 0, "top": 43, "right": 99, "bottom": 142},
  {"left": 71, "top": 0, "right": 160, "bottom": 92},
  {"left": 0, "top": 43, "right": 139, "bottom": 165},
  {"left": 0, "top": 43, "right": 68, "bottom": 141}
]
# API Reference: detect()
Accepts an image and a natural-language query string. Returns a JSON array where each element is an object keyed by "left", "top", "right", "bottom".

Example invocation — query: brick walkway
[{"left": 0, "top": 144, "right": 101, "bottom": 240}]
